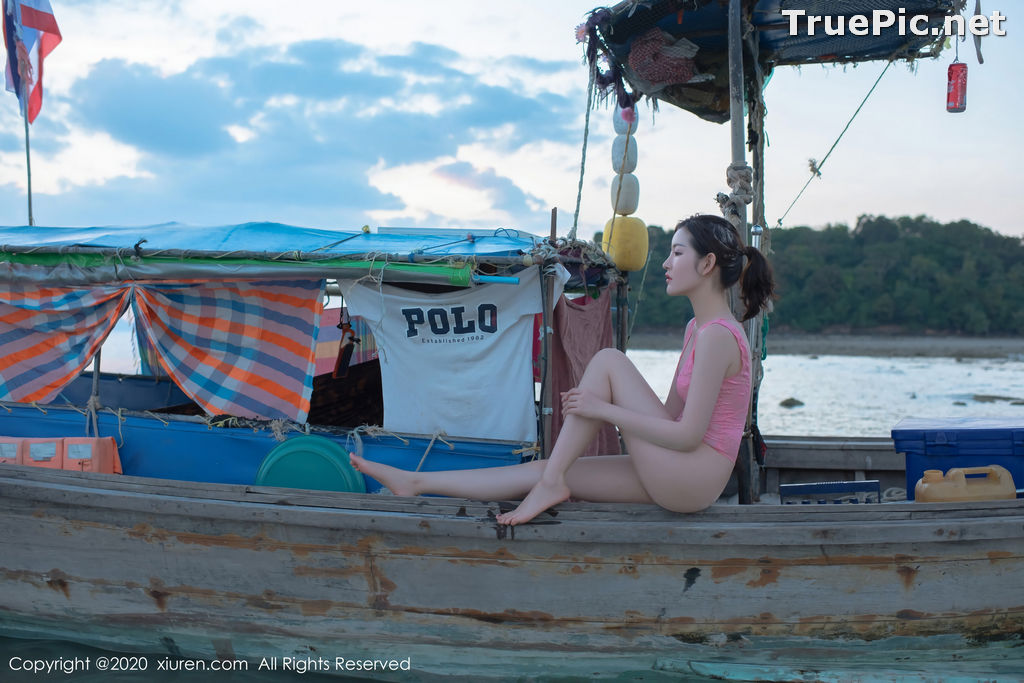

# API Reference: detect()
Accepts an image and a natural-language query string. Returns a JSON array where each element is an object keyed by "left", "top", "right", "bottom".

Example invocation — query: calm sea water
[
  {"left": 628, "top": 350, "right": 1024, "bottom": 438},
  {"left": 3, "top": 351, "right": 1021, "bottom": 680}
]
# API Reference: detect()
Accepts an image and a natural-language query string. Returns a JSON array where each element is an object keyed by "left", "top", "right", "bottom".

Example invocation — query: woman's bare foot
[
  {"left": 496, "top": 477, "right": 570, "bottom": 526},
  {"left": 349, "top": 454, "right": 419, "bottom": 496}
]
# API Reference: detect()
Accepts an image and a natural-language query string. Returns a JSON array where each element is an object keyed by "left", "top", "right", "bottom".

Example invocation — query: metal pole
[
  {"left": 22, "top": 90, "right": 33, "bottom": 226},
  {"left": 727, "top": 0, "right": 747, "bottom": 230},
  {"left": 88, "top": 349, "right": 101, "bottom": 436}
]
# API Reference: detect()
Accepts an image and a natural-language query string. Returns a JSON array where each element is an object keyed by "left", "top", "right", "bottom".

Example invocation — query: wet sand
[{"left": 628, "top": 329, "right": 1023, "bottom": 359}]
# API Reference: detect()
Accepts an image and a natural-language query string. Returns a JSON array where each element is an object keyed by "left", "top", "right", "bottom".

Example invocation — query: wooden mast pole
[
  {"left": 726, "top": 0, "right": 760, "bottom": 504},
  {"left": 541, "top": 208, "right": 558, "bottom": 458}
]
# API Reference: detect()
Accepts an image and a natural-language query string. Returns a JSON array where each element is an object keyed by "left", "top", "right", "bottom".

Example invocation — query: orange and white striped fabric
[{"left": 0, "top": 280, "right": 324, "bottom": 422}]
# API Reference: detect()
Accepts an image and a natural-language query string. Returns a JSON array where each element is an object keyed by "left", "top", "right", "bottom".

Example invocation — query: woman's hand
[{"left": 561, "top": 387, "right": 608, "bottom": 420}]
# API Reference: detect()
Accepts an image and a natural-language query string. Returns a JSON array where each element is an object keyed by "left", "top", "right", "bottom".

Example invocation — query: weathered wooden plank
[
  {"left": 3, "top": 471, "right": 1023, "bottom": 551},
  {"left": 2, "top": 464, "right": 1021, "bottom": 525},
  {"left": 2, "top": 461, "right": 1022, "bottom": 681}
]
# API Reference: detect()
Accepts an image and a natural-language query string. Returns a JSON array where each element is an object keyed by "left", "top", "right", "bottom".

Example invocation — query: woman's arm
[{"left": 564, "top": 324, "right": 738, "bottom": 452}]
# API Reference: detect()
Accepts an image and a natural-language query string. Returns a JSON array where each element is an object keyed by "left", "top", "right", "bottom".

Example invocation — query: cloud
[
  {"left": 0, "top": 125, "right": 150, "bottom": 195},
  {"left": 367, "top": 157, "right": 546, "bottom": 228},
  {"left": 1, "top": 8, "right": 610, "bottom": 233},
  {"left": 197, "top": 41, "right": 396, "bottom": 104},
  {"left": 71, "top": 60, "right": 239, "bottom": 157}
]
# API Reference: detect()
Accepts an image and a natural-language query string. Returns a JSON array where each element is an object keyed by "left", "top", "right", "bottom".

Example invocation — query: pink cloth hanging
[{"left": 551, "top": 285, "right": 621, "bottom": 457}]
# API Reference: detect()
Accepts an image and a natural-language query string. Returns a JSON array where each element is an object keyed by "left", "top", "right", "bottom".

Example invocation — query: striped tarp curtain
[
  {"left": 132, "top": 280, "right": 324, "bottom": 422},
  {"left": 0, "top": 285, "right": 132, "bottom": 403},
  {"left": 0, "top": 280, "right": 324, "bottom": 423}
]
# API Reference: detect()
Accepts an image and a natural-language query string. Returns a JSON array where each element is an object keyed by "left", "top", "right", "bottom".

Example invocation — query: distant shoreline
[{"left": 627, "top": 329, "right": 1023, "bottom": 359}]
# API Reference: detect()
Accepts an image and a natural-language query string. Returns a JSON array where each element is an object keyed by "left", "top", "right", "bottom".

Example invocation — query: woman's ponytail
[{"left": 739, "top": 245, "right": 776, "bottom": 321}]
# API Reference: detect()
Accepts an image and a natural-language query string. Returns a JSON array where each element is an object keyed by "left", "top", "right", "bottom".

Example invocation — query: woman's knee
[
  {"left": 592, "top": 347, "right": 628, "bottom": 366},
  {"left": 582, "top": 348, "right": 631, "bottom": 384}
]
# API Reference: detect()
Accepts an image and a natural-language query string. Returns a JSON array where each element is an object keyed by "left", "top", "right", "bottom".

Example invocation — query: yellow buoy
[{"left": 602, "top": 216, "right": 649, "bottom": 271}]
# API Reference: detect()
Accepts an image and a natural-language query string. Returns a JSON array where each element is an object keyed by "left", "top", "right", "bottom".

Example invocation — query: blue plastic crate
[{"left": 892, "top": 417, "right": 1024, "bottom": 500}]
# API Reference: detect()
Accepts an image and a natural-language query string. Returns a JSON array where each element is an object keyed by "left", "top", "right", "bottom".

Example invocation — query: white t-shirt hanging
[{"left": 342, "top": 265, "right": 568, "bottom": 442}]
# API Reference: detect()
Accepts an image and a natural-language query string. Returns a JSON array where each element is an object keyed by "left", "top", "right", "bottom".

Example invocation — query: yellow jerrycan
[{"left": 914, "top": 465, "right": 1016, "bottom": 502}]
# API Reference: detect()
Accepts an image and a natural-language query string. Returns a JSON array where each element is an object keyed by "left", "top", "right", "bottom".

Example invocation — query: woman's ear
[{"left": 699, "top": 252, "right": 716, "bottom": 276}]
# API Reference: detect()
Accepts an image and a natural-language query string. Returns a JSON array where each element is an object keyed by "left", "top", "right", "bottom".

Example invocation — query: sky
[{"left": 1, "top": 1, "right": 1021, "bottom": 241}]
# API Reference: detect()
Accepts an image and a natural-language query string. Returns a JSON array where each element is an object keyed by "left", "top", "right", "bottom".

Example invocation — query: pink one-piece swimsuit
[{"left": 674, "top": 318, "right": 751, "bottom": 462}]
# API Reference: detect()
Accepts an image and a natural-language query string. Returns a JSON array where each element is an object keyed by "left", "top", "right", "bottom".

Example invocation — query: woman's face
[{"left": 663, "top": 228, "right": 705, "bottom": 296}]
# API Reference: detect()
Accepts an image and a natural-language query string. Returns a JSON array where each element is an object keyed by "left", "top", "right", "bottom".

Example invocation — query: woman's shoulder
[
  {"left": 695, "top": 320, "right": 740, "bottom": 343},
  {"left": 693, "top": 319, "right": 746, "bottom": 361},
  {"left": 696, "top": 317, "right": 743, "bottom": 336}
]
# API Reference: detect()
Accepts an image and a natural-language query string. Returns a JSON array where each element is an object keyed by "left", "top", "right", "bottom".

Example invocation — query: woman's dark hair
[{"left": 675, "top": 214, "right": 776, "bottom": 321}]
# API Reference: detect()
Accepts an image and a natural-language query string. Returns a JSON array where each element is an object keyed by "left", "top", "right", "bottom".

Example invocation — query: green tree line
[{"left": 614, "top": 215, "right": 1024, "bottom": 335}]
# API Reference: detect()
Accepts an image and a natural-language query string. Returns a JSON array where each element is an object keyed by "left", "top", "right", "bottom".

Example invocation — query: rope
[
  {"left": 627, "top": 248, "right": 653, "bottom": 341},
  {"left": 269, "top": 419, "right": 290, "bottom": 442},
  {"left": 570, "top": 62, "right": 598, "bottom": 241},
  {"left": 86, "top": 395, "right": 101, "bottom": 438},
  {"left": 716, "top": 161, "right": 754, "bottom": 227},
  {"left": 356, "top": 425, "right": 410, "bottom": 445},
  {"left": 107, "top": 408, "right": 127, "bottom": 446},
  {"left": 776, "top": 60, "right": 892, "bottom": 227},
  {"left": 512, "top": 444, "right": 541, "bottom": 461},
  {"left": 883, "top": 487, "right": 907, "bottom": 502},
  {"left": 414, "top": 432, "right": 453, "bottom": 472},
  {"left": 348, "top": 429, "right": 364, "bottom": 462},
  {"left": 143, "top": 410, "right": 169, "bottom": 425}
]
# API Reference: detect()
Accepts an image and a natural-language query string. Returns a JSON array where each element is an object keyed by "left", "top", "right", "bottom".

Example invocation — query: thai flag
[{"left": 3, "top": 0, "right": 61, "bottom": 123}]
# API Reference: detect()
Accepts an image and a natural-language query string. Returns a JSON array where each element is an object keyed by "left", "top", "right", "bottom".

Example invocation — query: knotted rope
[{"left": 716, "top": 161, "right": 754, "bottom": 229}]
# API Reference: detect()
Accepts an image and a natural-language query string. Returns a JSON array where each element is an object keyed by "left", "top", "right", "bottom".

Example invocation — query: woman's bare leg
[
  {"left": 350, "top": 454, "right": 546, "bottom": 500},
  {"left": 497, "top": 349, "right": 668, "bottom": 525},
  {"left": 351, "top": 348, "right": 722, "bottom": 522},
  {"left": 351, "top": 451, "right": 655, "bottom": 506}
]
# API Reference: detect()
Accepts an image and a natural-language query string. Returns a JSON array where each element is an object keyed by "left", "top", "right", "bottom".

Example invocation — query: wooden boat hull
[{"left": 1, "top": 464, "right": 1021, "bottom": 680}]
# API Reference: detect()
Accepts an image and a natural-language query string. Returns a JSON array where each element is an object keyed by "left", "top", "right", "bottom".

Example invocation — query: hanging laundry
[
  {"left": 550, "top": 285, "right": 621, "bottom": 457},
  {"left": 342, "top": 266, "right": 568, "bottom": 443}
]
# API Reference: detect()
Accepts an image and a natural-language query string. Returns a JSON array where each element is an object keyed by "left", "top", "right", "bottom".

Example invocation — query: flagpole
[{"left": 22, "top": 104, "right": 33, "bottom": 226}]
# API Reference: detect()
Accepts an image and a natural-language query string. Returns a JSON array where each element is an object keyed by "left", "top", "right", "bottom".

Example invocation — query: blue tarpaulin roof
[
  {"left": 0, "top": 223, "right": 549, "bottom": 285},
  {"left": 0, "top": 222, "right": 541, "bottom": 259}
]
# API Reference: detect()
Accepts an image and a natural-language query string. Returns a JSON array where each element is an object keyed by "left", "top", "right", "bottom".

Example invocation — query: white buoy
[
  {"left": 613, "top": 106, "right": 638, "bottom": 135},
  {"left": 611, "top": 134, "right": 637, "bottom": 174},
  {"left": 610, "top": 174, "right": 639, "bottom": 215}
]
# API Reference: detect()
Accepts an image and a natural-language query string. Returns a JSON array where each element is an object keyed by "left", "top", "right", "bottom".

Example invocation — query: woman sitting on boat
[{"left": 352, "top": 214, "right": 776, "bottom": 525}]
